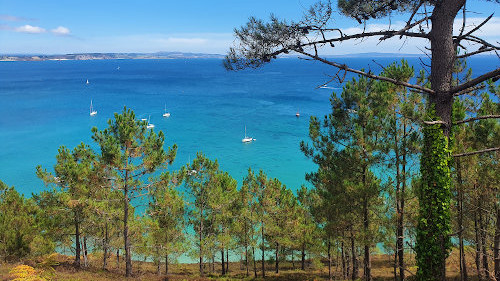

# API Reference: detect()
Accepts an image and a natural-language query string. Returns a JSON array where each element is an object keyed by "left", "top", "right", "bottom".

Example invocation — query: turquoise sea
[{"left": 0, "top": 57, "right": 496, "bottom": 195}]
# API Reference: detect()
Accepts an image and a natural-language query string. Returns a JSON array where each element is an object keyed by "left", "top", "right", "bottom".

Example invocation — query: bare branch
[
  {"left": 423, "top": 120, "right": 447, "bottom": 125},
  {"left": 294, "top": 50, "right": 435, "bottom": 94},
  {"left": 453, "top": 115, "right": 500, "bottom": 125},
  {"left": 457, "top": 47, "right": 496, "bottom": 59},
  {"left": 380, "top": 16, "right": 430, "bottom": 41},
  {"left": 450, "top": 68, "right": 500, "bottom": 94},
  {"left": 453, "top": 147, "right": 500, "bottom": 158},
  {"left": 455, "top": 14, "right": 494, "bottom": 43}
]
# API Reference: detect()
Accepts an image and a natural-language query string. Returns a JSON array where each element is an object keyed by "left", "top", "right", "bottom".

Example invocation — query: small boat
[
  {"left": 146, "top": 116, "right": 155, "bottom": 129},
  {"left": 116, "top": 66, "right": 120, "bottom": 70},
  {"left": 89, "top": 100, "right": 97, "bottom": 116},
  {"left": 296, "top": 108, "right": 300, "bottom": 117},
  {"left": 86, "top": 79, "right": 89, "bottom": 85},
  {"left": 242, "top": 126, "right": 255, "bottom": 143},
  {"left": 163, "top": 104, "right": 171, "bottom": 117}
]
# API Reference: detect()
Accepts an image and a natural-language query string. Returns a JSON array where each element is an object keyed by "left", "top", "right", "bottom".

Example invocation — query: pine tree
[{"left": 91, "top": 107, "right": 177, "bottom": 276}]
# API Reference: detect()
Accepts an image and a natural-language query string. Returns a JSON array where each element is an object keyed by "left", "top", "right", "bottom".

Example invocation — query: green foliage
[
  {"left": 416, "top": 110, "right": 452, "bottom": 281},
  {"left": 0, "top": 181, "right": 38, "bottom": 261}
]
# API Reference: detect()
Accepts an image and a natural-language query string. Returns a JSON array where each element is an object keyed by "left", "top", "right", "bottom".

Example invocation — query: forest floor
[{"left": 0, "top": 249, "right": 482, "bottom": 281}]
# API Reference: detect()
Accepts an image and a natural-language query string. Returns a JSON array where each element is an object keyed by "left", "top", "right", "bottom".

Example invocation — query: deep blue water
[{"left": 0, "top": 57, "right": 497, "bottom": 195}]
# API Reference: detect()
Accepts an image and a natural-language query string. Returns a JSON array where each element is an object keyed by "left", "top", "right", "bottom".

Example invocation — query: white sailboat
[
  {"left": 163, "top": 104, "right": 171, "bottom": 117},
  {"left": 89, "top": 100, "right": 97, "bottom": 116},
  {"left": 296, "top": 108, "right": 300, "bottom": 117},
  {"left": 242, "top": 126, "right": 255, "bottom": 143},
  {"left": 146, "top": 115, "right": 155, "bottom": 129},
  {"left": 86, "top": 79, "right": 89, "bottom": 85}
]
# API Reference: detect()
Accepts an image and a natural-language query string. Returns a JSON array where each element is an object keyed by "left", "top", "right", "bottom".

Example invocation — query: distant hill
[{"left": 0, "top": 52, "right": 224, "bottom": 61}]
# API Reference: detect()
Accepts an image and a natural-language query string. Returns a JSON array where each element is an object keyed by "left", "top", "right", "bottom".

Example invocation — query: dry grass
[{"left": 0, "top": 250, "right": 484, "bottom": 281}]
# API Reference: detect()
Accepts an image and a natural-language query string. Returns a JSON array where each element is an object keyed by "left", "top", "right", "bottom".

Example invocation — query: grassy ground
[{"left": 0, "top": 250, "right": 484, "bottom": 281}]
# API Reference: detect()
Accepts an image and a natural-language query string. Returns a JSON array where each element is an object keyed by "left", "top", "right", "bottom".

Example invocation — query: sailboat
[
  {"left": 86, "top": 79, "right": 89, "bottom": 85},
  {"left": 89, "top": 100, "right": 97, "bottom": 116},
  {"left": 242, "top": 126, "right": 255, "bottom": 143},
  {"left": 296, "top": 108, "right": 300, "bottom": 117},
  {"left": 146, "top": 115, "right": 155, "bottom": 129},
  {"left": 163, "top": 104, "right": 171, "bottom": 117}
]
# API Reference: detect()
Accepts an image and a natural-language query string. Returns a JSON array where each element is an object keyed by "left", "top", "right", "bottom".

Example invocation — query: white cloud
[
  {"left": 15, "top": 24, "right": 46, "bottom": 34},
  {"left": 51, "top": 26, "right": 70, "bottom": 36}
]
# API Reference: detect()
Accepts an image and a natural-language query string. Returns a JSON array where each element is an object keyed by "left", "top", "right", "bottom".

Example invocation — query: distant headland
[{"left": 0, "top": 51, "right": 225, "bottom": 61}]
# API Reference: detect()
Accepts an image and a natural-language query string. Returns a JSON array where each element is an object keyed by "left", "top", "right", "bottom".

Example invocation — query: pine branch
[
  {"left": 453, "top": 115, "right": 500, "bottom": 125},
  {"left": 449, "top": 68, "right": 500, "bottom": 94},
  {"left": 453, "top": 147, "right": 500, "bottom": 158},
  {"left": 294, "top": 49, "right": 435, "bottom": 94},
  {"left": 453, "top": 84, "right": 485, "bottom": 96},
  {"left": 456, "top": 47, "right": 496, "bottom": 59}
]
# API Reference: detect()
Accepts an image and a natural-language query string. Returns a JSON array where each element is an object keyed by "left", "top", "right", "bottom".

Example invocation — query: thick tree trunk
[
  {"left": 494, "top": 205, "right": 500, "bottom": 281},
  {"left": 417, "top": 2, "right": 465, "bottom": 280},
  {"left": 74, "top": 211, "right": 81, "bottom": 268}
]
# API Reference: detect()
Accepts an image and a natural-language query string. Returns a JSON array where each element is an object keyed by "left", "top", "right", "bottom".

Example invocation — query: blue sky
[{"left": 0, "top": 0, "right": 498, "bottom": 54}]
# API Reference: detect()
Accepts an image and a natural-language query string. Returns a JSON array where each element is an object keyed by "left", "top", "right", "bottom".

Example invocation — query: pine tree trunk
[
  {"left": 363, "top": 192, "right": 372, "bottom": 281},
  {"left": 156, "top": 255, "right": 161, "bottom": 276},
  {"left": 456, "top": 158, "right": 468, "bottom": 281},
  {"left": 74, "top": 211, "right": 81, "bottom": 268},
  {"left": 103, "top": 221, "right": 109, "bottom": 271},
  {"left": 475, "top": 210, "right": 483, "bottom": 280},
  {"left": 416, "top": 1, "right": 465, "bottom": 280},
  {"left": 261, "top": 220, "right": 265, "bottom": 278},
  {"left": 275, "top": 242, "right": 279, "bottom": 273},
  {"left": 292, "top": 250, "right": 295, "bottom": 270},
  {"left": 252, "top": 247, "right": 257, "bottom": 278},
  {"left": 494, "top": 205, "right": 500, "bottom": 281},
  {"left": 351, "top": 228, "right": 358, "bottom": 280},
  {"left": 199, "top": 210, "right": 204, "bottom": 276},
  {"left": 165, "top": 254, "right": 169, "bottom": 275},
  {"left": 328, "top": 239, "right": 332, "bottom": 281},
  {"left": 245, "top": 245, "right": 249, "bottom": 276},
  {"left": 83, "top": 236, "right": 88, "bottom": 268},
  {"left": 399, "top": 121, "right": 407, "bottom": 281},
  {"left": 479, "top": 207, "right": 489, "bottom": 278},
  {"left": 226, "top": 248, "right": 229, "bottom": 273},
  {"left": 116, "top": 249, "right": 120, "bottom": 268},
  {"left": 221, "top": 249, "right": 226, "bottom": 275},
  {"left": 342, "top": 240, "right": 347, "bottom": 279},
  {"left": 301, "top": 243, "right": 306, "bottom": 270},
  {"left": 394, "top": 124, "right": 403, "bottom": 281},
  {"left": 123, "top": 175, "right": 132, "bottom": 277}
]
